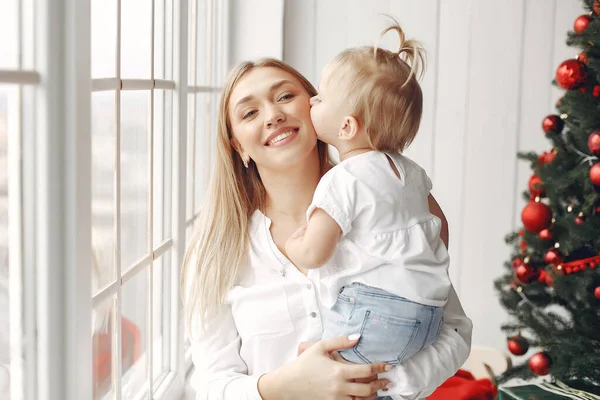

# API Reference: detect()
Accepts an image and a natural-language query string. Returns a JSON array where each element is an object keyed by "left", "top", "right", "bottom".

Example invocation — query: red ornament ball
[
  {"left": 544, "top": 249, "right": 562, "bottom": 266},
  {"left": 594, "top": 0, "right": 600, "bottom": 14},
  {"left": 577, "top": 51, "right": 588, "bottom": 64},
  {"left": 594, "top": 286, "right": 600, "bottom": 299},
  {"left": 521, "top": 201, "right": 552, "bottom": 233},
  {"left": 594, "top": 85, "right": 600, "bottom": 97},
  {"left": 508, "top": 335, "right": 529, "bottom": 356},
  {"left": 574, "top": 15, "right": 592, "bottom": 33},
  {"left": 591, "top": 162, "right": 600, "bottom": 186},
  {"left": 542, "top": 115, "right": 564, "bottom": 134},
  {"left": 516, "top": 265, "right": 539, "bottom": 284},
  {"left": 512, "top": 258, "right": 524, "bottom": 269},
  {"left": 528, "top": 175, "right": 545, "bottom": 197},
  {"left": 575, "top": 214, "right": 585, "bottom": 225},
  {"left": 539, "top": 229, "right": 553, "bottom": 240},
  {"left": 529, "top": 352, "right": 552, "bottom": 376},
  {"left": 588, "top": 131, "right": 600, "bottom": 156},
  {"left": 538, "top": 150, "right": 557, "bottom": 165},
  {"left": 555, "top": 59, "right": 588, "bottom": 89}
]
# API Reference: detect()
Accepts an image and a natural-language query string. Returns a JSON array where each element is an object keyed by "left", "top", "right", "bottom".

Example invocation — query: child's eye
[
  {"left": 278, "top": 93, "right": 294, "bottom": 101},
  {"left": 242, "top": 110, "right": 257, "bottom": 119}
]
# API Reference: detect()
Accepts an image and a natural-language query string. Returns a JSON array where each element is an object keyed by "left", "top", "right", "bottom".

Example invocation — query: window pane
[
  {"left": 121, "top": 0, "right": 152, "bottom": 79},
  {"left": 92, "top": 0, "right": 117, "bottom": 79},
  {"left": 92, "top": 296, "right": 115, "bottom": 400},
  {"left": 0, "top": 1, "right": 18, "bottom": 69},
  {"left": 152, "top": 249, "right": 170, "bottom": 387},
  {"left": 164, "top": 0, "right": 174, "bottom": 81},
  {"left": 194, "top": 93, "right": 210, "bottom": 212},
  {"left": 121, "top": 270, "right": 147, "bottom": 398},
  {"left": 92, "top": 91, "right": 117, "bottom": 292},
  {"left": 22, "top": 0, "right": 36, "bottom": 70},
  {"left": 153, "top": 90, "right": 173, "bottom": 247},
  {"left": 120, "top": 91, "right": 149, "bottom": 270},
  {"left": 154, "top": 0, "right": 168, "bottom": 80},
  {"left": 0, "top": 85, "right": 23, "bottom": 398},
  {"left": 194, "top": 0, "right": 209, "bottom": 87},
  {"left": 185, "top": 93, "right": 195, "bottom": 221}
]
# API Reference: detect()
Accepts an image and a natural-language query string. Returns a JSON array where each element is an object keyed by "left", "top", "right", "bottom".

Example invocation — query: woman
[{"left": 182, "top": 58, "right": 472, "bottom": 400}]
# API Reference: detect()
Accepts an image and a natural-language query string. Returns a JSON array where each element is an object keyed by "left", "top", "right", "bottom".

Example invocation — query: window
[
  {"left": 90, "top": 0, "right": 228, "bottom": 399},
  {"left": 1, "top": 0, "right": 40, "bottom": 399},
  {"left": 1, "top": 0, "right": 228, "bottom": 399}
]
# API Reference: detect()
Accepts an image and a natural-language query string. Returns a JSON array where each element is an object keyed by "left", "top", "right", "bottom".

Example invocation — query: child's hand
[{"left": 290, "top": 224, "right": 307, "bottom": 239}]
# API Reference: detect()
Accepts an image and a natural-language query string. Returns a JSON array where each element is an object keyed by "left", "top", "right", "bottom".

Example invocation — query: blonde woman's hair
[
  {"left": 325, "top": 18, "right": 426, "bottom": 152},
  {"left": 181, "top": 59, "right": 330, "bottom": 334}
]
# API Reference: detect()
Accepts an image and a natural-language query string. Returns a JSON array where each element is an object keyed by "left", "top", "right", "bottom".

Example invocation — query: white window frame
[{"left": 2, "top": 0, "right": 229, "bottom": 399}]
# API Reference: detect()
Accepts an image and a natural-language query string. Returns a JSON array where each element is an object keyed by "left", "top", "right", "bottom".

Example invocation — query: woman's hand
[{"left": 259, "top": 335, "right": 392, "bottom": 400}]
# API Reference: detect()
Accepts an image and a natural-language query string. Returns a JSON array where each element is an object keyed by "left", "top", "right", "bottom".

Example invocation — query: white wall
[
  {"left": 229, "top": 0, "right": 285, "bottom": 65},
  {"left": 282, "top": 0, "right": 585, "bottom": 354}
]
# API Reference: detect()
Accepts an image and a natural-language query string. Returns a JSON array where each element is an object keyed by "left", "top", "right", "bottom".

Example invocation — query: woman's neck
[{"left": 260, "top": 150, "right": 322, "bottom": 224}]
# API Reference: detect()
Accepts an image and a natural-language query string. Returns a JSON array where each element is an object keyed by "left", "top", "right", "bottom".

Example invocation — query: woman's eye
[
  {"left": 278, "top": 93, "right": 294, "bottom": 101},
  {"left": 242, "top": 110, "right": 257, "bottom": 119}
]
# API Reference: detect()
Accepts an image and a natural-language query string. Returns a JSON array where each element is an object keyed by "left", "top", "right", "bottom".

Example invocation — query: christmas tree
[{"left": 495, "top": 0, "right": 600, "bottom": 393}]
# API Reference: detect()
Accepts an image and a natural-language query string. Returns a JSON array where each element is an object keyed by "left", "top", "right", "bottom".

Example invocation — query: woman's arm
[
  {"left": 382, "top": 284, "right": 473, "bottom": 399},
  {"left": 188, "top": 305, "right": 265, "bottom": 400},
  {"left": 428, "top": 194, "right": 448, "bottom": 249}
]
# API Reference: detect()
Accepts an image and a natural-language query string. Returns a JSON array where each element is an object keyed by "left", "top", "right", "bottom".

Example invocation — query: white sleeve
[
  {"left": 306, "top": 167, "right": 357, "bottom": 235},
  {"left": 188, "top": 304, "right": 264, "bottom": 400},
  {"left": 381, "top": 284, "right": 473, "bottom": 399}
]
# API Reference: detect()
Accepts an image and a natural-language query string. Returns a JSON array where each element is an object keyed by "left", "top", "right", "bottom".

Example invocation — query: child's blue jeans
[{"left": 321, "top": 282, "right": 444, "bottom": 399}]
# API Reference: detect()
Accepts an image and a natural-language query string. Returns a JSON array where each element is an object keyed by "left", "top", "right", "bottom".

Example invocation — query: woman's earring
[{"left": 242, "top": 156, "right": 249, "bottom": 169}]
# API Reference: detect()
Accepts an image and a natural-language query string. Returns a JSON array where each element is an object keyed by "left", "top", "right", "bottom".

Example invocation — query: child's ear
[{"left": 338, "top": 116, "right": 359, "bottom": 141}]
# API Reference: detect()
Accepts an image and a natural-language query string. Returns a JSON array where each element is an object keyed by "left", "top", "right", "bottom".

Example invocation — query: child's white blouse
[
  {"left": 307, "top": 151, "right": 451, "bottom": 309},
  {"left": 187, "top": 207, "right": 472, "bottom": 399}
]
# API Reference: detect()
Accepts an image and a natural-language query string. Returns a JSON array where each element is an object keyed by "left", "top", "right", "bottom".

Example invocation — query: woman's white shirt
[{"left": 187, "top": 210, "right": 472, "bottom": 400}]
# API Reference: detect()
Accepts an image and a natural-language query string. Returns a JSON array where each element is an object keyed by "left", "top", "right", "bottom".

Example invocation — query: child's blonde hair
[{"left": 326, "top": 20, "right": 425, "bottom": 152}]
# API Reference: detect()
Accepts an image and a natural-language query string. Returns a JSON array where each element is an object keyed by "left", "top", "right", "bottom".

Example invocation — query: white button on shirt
[{"left": 188, "top": 210, "right": 473, "bottom": 400}]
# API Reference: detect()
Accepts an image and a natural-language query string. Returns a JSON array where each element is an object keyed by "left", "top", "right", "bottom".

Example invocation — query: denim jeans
[{"left": 322, "top": 282, "right": 443, "bottom": 398}]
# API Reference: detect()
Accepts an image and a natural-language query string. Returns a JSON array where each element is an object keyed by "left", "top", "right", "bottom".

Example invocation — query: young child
[{"left": 285, "top": 22, "right": 452, "bottom": 389}]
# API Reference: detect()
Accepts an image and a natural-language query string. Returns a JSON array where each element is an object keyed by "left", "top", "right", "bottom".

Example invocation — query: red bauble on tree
[
  {"left": 512, "top": 258, "right": 524, "bottom": 269},
  {"left": 588, "top": 131, "right": 600, "bottom": 156},
  {"left": 577, "top": 51, "right": 588, "bottom": 64},
  {"left": 591, "top": 162, "right": 600, "bottom": 186},
  {"left": 538, "top": 149, "right": 557, "bottom": 165},
  {"left": 529, "top": 352, "right": 552, "bottom": 376},
  {"left": 555, "top": 59, "right": 588, "bottom": 89},
  {"left": 528, "top": 175, "right": 545, "bottom": 197},
  {"left": 574, "top": 15, "right": 592, "bottom": 33},
  {"left": 594, "top": 286, "right": 600, "bottom": 299},
  {"left": 594, "top": 85, "right": 600, "bottom": 97},
  {"left": 521, "top": 201, "right": 552, "bottom": 233},
  {"left": 542, "top": 115, "right": 564, "bottom": 134},
  {"left": 507, "top": 335, "right": 529, "bottom": 356},
  {"left": 544, "top": 249, "right": 562, "bottom": 266},
  {"left": 594, "top": 0, "right": 600, "bottom": 14},
  {"left": 515, "top": 265, "right": 539, "bottom": 284},
  {"left": 539, "top": 228, "right": 553, "bottom": 240}
]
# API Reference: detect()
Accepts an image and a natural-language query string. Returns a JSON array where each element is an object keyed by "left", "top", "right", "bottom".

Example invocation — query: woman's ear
[
  {"left": 230, "top": 137, "right": 243, "bottom": 155},
  {"left": 230, "top": 137, "right": 250, "bottom": 167},
  {"left": 338, "top": 116, "right": 360, "bottom": 141}
]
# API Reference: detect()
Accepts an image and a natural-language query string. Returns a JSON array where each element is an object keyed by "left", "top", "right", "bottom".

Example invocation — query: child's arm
[{"left": 285, "top": 208, "right": 342, "bottom": 269}]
